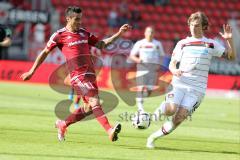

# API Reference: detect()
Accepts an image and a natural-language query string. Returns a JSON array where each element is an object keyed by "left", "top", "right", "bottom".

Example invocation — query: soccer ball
[{"left": 132, "top": 112, "right": 151, "bottom": 129}]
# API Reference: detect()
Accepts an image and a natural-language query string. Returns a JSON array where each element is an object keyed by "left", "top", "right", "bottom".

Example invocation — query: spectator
[
  {"left": 107, "top": 7, "right": 118, "bottom": 28},
  {"left": 130, "top": 8, "right": 142, "bottom": 29},
  {"left": 142, "top": 0, "right": 155, "bottom": 5},
  {"left": 118, "top": 0, "right": 130, "bottom": 26},
  {"left": 119, "top": 0, "right": 128, "bottom": 13},
  {"left": 155, "top": 0, "right": 169, "bottom": 6},
  {"left": 0, "top": 24, "right": 12, "bottom": 60}
]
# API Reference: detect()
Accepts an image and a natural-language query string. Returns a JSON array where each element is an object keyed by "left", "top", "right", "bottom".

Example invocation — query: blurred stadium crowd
[{"left": 0, "top": 0, "right": 239, "bottom": 75}]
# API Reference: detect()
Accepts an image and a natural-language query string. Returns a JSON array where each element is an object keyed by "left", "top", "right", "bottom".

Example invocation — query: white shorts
[
  {"left": 165, "top": 87, "right": 205, "bottom": 114},
  {"left": 136, "top": 63, "right": 159, "bottom": 90}
]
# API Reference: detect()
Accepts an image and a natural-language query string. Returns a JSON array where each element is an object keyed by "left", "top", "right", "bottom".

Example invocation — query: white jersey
[
  {"left": 171, "top": 36, "right": 225, "bottom": 94},
  {"left": 130, "top": 39, "right": 165, "bottom": 64}
]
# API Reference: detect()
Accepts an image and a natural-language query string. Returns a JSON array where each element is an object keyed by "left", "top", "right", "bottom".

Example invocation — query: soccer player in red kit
[{"left": 21, "top": 6, "right": 131, "bottom": 142}]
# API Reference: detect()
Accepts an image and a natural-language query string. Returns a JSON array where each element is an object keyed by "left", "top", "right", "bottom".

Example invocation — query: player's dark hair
[
  {"left": 65, "top": 6, "right": 82, "bottom": 17},
  {"left": 188, "top": 11, "right": 209, "bottom": 30}
]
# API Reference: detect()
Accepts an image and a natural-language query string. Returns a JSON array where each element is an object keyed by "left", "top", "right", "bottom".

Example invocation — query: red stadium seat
[
  {"left": 142, "top": 13, "right": 151, "bottom": 21},
  {"left": 188, "top": 0, "right": 198, "bottom": 8},
  {"left": 145, "top": 5, "right": 155, "bottom": 13},
  {"left": 50, "top": 0, "right": 239, "bottom": 41},
  {"left": 174, "top": 7, "right": 183, "bottom": 15},
  {"left": 98, "top": 1, "right": 108, "bottom": 9},
  {"left": 169, "top": 15, "right": 179, "bottom": 24},
  {"left": 155, "top": 6, "right": 164, "bottom": 14},
  {"left": 159, "top": 32, "right": 170, "bottom": 40},
  {"left": 164, "top": 6, "right": 174, "bottom": 14}
]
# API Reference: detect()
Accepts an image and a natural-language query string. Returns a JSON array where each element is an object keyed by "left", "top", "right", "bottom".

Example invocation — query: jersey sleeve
[
  {"left": 211, "top": 40, "right": 225, "bottom": 57},
  {"left": 88, "top": 33, "right": 99, "bottom": 46},
  {"left": 130, "top": 41, "right": 141, "bottom": 56},
  {"left": 46, "top": 32, "right": 59, "bottom": 51},
  {"left": 171, "top": 40, "right": 183, "bottom": 61}
]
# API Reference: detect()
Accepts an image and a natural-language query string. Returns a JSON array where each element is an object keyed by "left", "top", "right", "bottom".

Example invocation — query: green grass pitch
[{"left": 0, "top": 82, "right": 239, "bottom": 160}]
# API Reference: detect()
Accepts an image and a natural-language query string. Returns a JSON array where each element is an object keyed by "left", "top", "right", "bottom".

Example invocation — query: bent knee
[
  {"left": 165, "top": 103, "right": 177, "bottom": 116},
  {"left": 88, "top": 96, "right": 100, "bottom": 106},
  {"left": 83, "top": 103, "right": 91, "bottom": 112}
]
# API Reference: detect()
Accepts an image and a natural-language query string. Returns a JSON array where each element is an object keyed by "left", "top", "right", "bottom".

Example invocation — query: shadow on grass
[
  {"left": 154, "top": 146, "right": 240, "bottom": 155},
  {"left": 3, "top": 127, "right": 239, "bottom": 145},
  {"left": 3, "top": 128, "right": 239, "bottom": 156},
  {"left": 122, "top": 134, "right": 239, "bottom": 145},
  {"left": 116, "top": 144, "right": 240, "bottom": 155},
  {"left": 0, "top": 152, "right": 126, "bottom": 160}
]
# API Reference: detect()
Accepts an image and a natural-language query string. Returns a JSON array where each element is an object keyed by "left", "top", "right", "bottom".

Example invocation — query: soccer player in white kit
[
  {"left": 129, "top": 26, "right": 165, "bottom": 113},
  {"left": 146, "top": 11, "right": 236, "bottom": 149}
]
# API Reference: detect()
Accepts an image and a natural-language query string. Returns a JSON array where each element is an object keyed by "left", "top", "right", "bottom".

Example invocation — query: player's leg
[
  {"left": 146, "top": 105, "right": 182, "bottom": 149},
  {"left": 151, "top": 102, "right": 196, "bottom": 139},
  {"left": 68, "top": 88, "right": 74, "bottom": 101},
  {"left": 136, "top": 64, "right": 159, "bottom": 113},
  {"left": 55, "top": 76, "right": 93, "bottom": 141},
  {"left": 63, "top": 78, "right": 93, "bottom": 127},
  {"left": 172, "top": 107, "right": 189, "bottom": 127},
  {"left": 77, "top": 74, "right": 121, "bottom": 141},
  {"left": 74, "top": 95, "right": 81, "bottom": 109},
  {"left": 146, "top": 88, "right": 184, "bottom": 148},
  {"left": 136, "top": 86, "right": 145, "bottom": 113},
  {"left": 87, "top": 95, "right": 121, "bottom": 142},
  {"left": 136, "top": 63, "right": 151, "bottom": 113},
  {"left": 152, "top": 101, "right": 175, "bottom": 121},
  {"left": 64, "top": 74, "right": 74, "bottom": 101},
  {"left": 82, "top": 96, "right": 91, "bottom": 112},
  {"left": 152, "top": 88, "right": 182, "bottom": 121},
  {"left": 145, "top": 64, "right": 160, "bottom": 97},
  {"left": 64, "top": 95, "right": 92, "bottom": 127},
  {"left": 147, "top": 89, "right": 203, "bottom": 148},
  {"left": 55, "top": 104, "right": 92, "bottom": 141}
]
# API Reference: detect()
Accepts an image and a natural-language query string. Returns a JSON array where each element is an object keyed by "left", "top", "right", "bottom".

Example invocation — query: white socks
[
  {"left": 149, "top": 121, "right": 175, "bottom": 140},
  {"left": 136, "top": 97, "right": 144, "bottom": 112}
]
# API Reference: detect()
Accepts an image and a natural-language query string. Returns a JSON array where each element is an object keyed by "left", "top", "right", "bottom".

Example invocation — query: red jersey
[{"left": 46, "top": 27, "right": 99, "bottom": 77}]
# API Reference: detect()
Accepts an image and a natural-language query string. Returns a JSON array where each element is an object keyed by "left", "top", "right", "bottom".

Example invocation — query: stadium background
[{"left": 0, "top": 0, "right": 239, "bottom": 160}]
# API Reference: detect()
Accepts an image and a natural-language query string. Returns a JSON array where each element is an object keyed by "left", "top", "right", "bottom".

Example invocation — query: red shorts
[{"left": 70, "top": 74, "right": 98, "bottom": 103}]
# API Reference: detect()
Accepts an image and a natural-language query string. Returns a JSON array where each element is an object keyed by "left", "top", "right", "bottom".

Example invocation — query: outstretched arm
[
  {"left": 219, "top": 24, "right": 236, "bottom": 60},
  {"left": 20, "top": 48, "right": 51, "bottom": 81},
  {"left": 95, "top": 24, "right": 132, "bottom": 49}
]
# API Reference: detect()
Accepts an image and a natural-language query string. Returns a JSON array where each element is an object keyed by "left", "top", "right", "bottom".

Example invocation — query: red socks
[
  {"left": 64, "top": 104, "right": 112, "bottom": 133},
  {"left": 91, "top": 105, "right": 112, "bottom": 132},
  {"left": 65, "top": 107, "right": 87, "bottom": 126}
]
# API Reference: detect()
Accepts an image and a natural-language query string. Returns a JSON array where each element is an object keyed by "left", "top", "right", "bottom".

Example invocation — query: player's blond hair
[{"left": 188, "top": 11, "right": 209, "bottom": 30}]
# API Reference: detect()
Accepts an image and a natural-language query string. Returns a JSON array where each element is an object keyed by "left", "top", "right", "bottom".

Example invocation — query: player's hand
[
  {"left": 20, "top": 71, "right": 34, "bottom": 81},
  {"left": 219, "top": 24, "right": 232, "bottom": 40},
  {"left": 172, "top": 69, "right": 183, "bottom": 77},
  {"left": 119, "top": 24, "right": 132, "bottom": 34}
]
